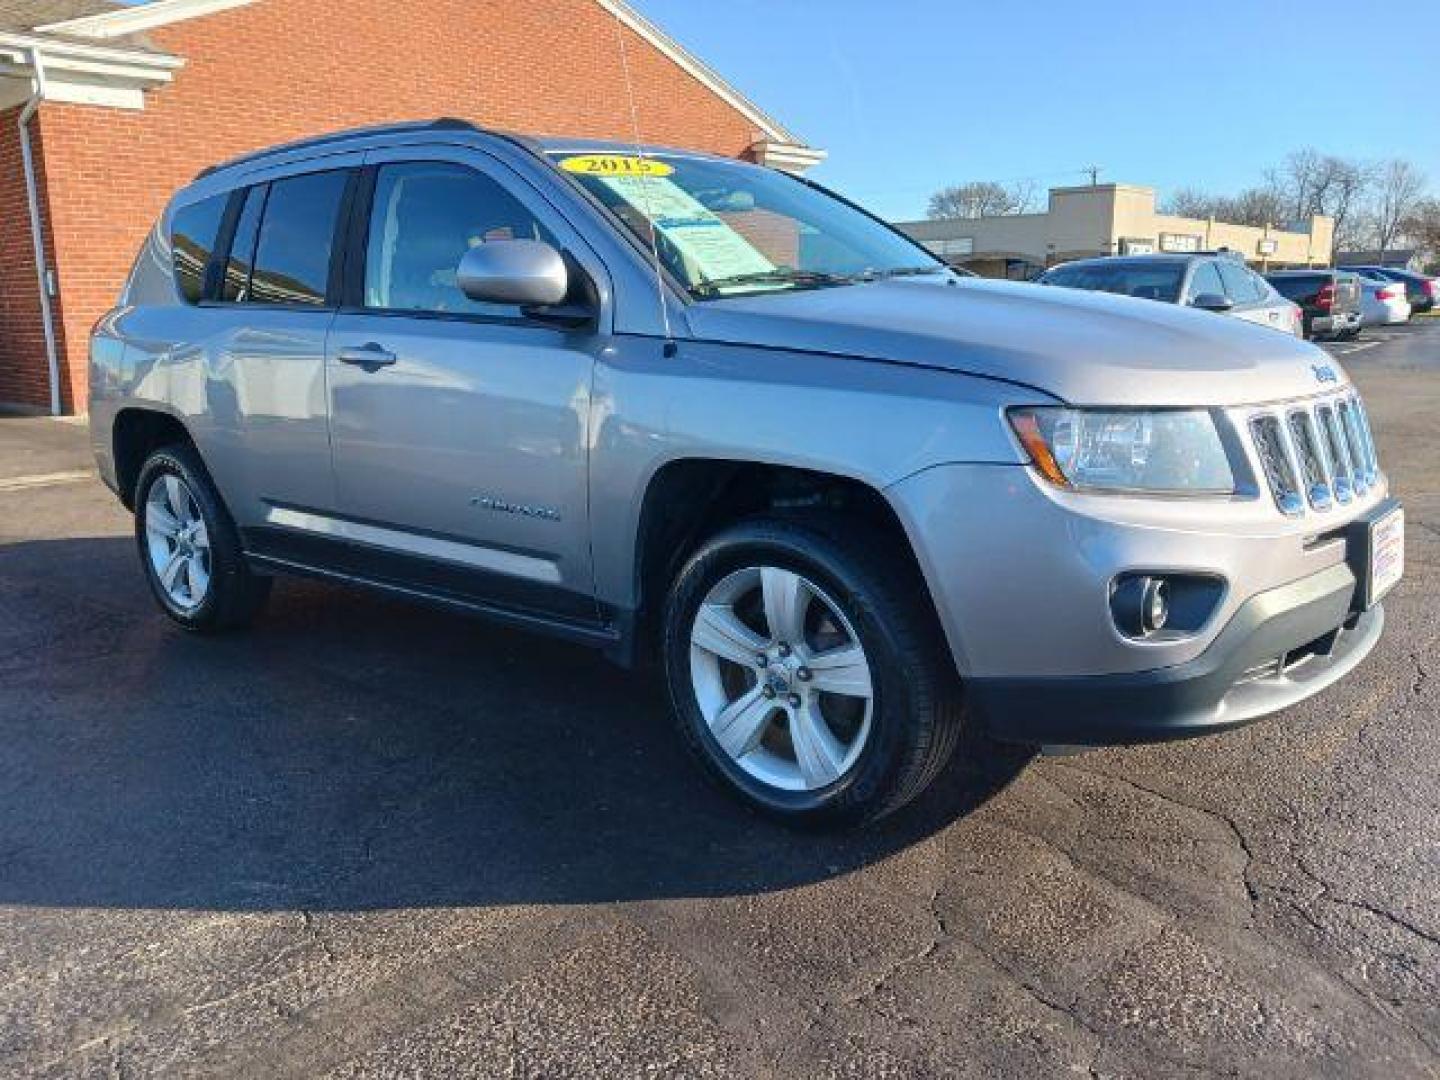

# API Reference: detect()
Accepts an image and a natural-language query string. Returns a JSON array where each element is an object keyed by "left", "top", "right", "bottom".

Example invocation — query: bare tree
[
  {"left": 1161, "top": 186, "right": 1285, "bottom": 227},
  {"left": 1160, "top": 187, "right": 1221, "bottom": 219},
  {"left": 926, "top": 181, "right": 1033, "bottom": 219},
  {"left": 1402, "top": 196, "right": 1440, "bottom": 263},
  {"left": 1371, "top": 159, "right": 1427, "bottom": 253}
]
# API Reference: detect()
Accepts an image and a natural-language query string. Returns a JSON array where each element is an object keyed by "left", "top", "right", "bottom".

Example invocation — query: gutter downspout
[{"left": 17, "top": 48, "right": 63, "bottom": 417}]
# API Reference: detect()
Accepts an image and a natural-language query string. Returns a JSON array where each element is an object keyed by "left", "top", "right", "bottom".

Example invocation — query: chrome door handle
[{"left": 337, "top": 343, "right": 397, "bottom": 371}]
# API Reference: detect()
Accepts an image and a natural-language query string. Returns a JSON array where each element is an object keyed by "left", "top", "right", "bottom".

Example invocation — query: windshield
[
  {"left": 1040, "top": 261, "right": 1184, "bottom": 303},
  {"left": 546, "top": 151, "right": 946, "bottom": 299}
]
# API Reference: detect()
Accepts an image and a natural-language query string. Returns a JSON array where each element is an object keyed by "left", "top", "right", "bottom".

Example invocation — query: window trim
[{"left": 341, "top": 158, "right": 592, "bottom": 329}]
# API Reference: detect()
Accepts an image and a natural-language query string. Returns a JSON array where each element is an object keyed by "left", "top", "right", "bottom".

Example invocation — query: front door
[{"left": 324, "top": 149, "right": 602, "bottom": 623}]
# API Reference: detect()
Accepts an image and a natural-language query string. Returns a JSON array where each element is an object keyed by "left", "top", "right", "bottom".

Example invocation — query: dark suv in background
[
  {"left": 1266, "top": 269, "right": 1364, "bottom": 341},
  {"left": 1342, "top": 266, "right": 1438, "bottom": 315}
]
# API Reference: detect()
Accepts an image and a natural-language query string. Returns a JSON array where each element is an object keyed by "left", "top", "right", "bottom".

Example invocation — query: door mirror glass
[
  {"left": 1190, "top": 292, "right": 1233, "bottom": 312},
  {"left": 457, "top": 239, "right": 569, "bottom": 307}
]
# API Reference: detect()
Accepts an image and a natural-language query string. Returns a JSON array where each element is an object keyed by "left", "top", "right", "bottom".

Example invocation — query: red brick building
[{"left": 0, "top": 0, "right": 822, "bottom": 413}]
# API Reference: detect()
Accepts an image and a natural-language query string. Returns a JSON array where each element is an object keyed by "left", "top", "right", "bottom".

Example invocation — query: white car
[{"left": 1355, "top": 273, "right": 1412, "bottom": 326}]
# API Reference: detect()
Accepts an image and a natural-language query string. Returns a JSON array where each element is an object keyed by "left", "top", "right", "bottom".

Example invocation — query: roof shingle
[{"left": 0, "top": 0, "right": 123, "bottom": 33}]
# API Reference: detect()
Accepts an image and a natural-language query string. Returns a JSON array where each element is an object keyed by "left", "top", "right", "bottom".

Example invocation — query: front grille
[{"left": 1245, "top": 389, "right": 1381, "bottom": 516}]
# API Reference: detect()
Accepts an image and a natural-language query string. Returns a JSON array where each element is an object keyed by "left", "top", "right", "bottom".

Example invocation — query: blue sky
[{"left": 628, "top": 0, "right": 1434, "bottom": 221}]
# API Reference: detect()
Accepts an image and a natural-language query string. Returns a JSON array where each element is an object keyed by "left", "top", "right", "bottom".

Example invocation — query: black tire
[
  {"left": 662, "top": 516, "right": 964, "bottom": 829},
  {"left": 134, "top": 443, "right": 271, "bottom": 632}
]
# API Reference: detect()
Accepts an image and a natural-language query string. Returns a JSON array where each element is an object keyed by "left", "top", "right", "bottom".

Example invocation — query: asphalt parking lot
[{"left": 2, "top": 320, "right": 1438, "bottom": 1079}]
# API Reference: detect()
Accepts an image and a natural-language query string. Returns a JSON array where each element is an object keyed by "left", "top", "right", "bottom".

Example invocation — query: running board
[{"left": 245, "top": 552, "right": 621, "bottom": 650}]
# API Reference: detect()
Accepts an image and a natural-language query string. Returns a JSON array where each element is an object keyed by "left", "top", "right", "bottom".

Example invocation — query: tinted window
[
  {"left": 248, "top": 170, "right": 349, "bottom": 306},
  {"left": 1187, "top": 261, "right": 1225, "bottom": 300},
  {"left": 1040, "top": 261, "right": 1184, "bottom": 302},
  {"left": 1217, "top": 259, "right": 1262, "bottom": 302},
  {"left": 364, "top": 162, "right": 556, "bottom": 317},
  {"left": 170, "top": 194, "right": 228, "bottom": 303},
  {"left": 222, "top": 184, "right": 266, "bottom": 302},
  {"left": 1268, "top": 275, "right": 1322, "bottom": 301}
]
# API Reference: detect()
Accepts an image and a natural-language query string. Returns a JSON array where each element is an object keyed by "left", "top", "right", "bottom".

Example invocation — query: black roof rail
[{"left": 194, "top": 117, "right": 479, "bottom": 180}]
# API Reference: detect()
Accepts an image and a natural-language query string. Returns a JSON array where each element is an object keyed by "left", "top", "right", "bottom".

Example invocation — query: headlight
[{"left": 1008, "top": 407, "right": 1236, "bottom": 494}]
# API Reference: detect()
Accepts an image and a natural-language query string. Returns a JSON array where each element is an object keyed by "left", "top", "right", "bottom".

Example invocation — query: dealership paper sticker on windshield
[{"left": 595, "top": 173, "right": 776, "bottom": 286}]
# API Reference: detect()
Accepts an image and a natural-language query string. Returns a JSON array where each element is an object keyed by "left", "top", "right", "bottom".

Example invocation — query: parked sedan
[
  {"left": 1038, "top": 253, "right": 1303, "bottom": 335},
  {"left": 1344, "top": 266, "right": 1437, "bottom": 314},
  {"left": 1354, "top": 273, "right": 1413, "bottom": 326},
  {"left": 1265, "top": 269, "right": 1363, "bottom": 340}
]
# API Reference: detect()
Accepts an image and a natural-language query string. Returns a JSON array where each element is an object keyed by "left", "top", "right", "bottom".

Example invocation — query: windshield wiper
[
  {"left": 690, "top": 268, "right": 853, "bottom": 297},
  {"left": 854, "top": 265, "right": 949, "bottom": 281}
]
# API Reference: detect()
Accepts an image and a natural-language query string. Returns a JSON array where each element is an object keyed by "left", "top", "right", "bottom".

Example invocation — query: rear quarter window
[{"left": 169, "top": 194, "right": 229, "bottom": 303}]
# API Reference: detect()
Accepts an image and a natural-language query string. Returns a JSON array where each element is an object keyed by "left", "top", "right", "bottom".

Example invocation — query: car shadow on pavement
[{"left": 0, "top": 537, "right": 1033, "bottom": 914}]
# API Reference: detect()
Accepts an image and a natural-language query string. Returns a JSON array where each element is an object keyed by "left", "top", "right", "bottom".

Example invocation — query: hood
[{"left": 682, "top": 277, "right": 1348, "bottom": 407}]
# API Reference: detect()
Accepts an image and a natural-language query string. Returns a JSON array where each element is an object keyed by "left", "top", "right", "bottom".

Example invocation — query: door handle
[{"left": 337, "top": 343, "right": 397, "bottom": 371}]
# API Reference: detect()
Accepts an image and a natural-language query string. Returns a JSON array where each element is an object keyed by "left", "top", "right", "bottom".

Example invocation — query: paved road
[{"left": 2, "top": 322, "right": 1438, "bottom": 1078}]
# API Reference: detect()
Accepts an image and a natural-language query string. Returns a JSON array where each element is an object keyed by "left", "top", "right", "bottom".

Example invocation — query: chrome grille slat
[
  {"left": 1286, "top": 410, "right": 1331, "bottom": 510},
  {"left": 1317, "top": 404, "right": 1354, "bottom": 504},
  {"left": 1247, "top": 389, "right": 1380, "bottom": 516},
  {"left": 1250, "top": 415, "right": 1303, "bottom": 516}
]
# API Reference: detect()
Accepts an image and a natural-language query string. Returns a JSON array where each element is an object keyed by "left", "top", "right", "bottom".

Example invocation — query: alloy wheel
[
  {"left": 144, "top": 473, "right": 212, "bottom": 611},
  {"left": 689, "top": 566, "right": 874, "bottom": 792}
]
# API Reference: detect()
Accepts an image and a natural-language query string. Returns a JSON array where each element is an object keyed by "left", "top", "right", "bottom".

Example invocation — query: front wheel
[{"left": 663, "top": 517, "right": 963, "bottom": 828}]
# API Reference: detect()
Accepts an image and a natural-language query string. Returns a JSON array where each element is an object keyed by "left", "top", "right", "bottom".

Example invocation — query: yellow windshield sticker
[{"left": 559, "top": 154, "right": 674, "bottom": 178}]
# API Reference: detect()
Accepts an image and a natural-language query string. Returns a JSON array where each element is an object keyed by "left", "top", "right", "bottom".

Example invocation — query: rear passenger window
[
  {"left": 170, "top": 194, "right": 228, "bottom": 303},
  {"left": 248, "top": 171, "right": 350, "bottom": 306},
  {"left": 363, "top": 162, "right": 556, "bottom": 318},
  {"left": 222, "top": 185, "right": 266, "bottom": 302}
]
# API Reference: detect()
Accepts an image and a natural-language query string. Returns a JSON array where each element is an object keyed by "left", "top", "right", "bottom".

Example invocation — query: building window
[{"left": 169, "top": 194, "right": 228, "bottom": 303}]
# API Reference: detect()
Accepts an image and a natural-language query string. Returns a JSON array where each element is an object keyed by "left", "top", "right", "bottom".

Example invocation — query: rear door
[{"left": 197, "top": 161, "right": 359, "bottom": 533}]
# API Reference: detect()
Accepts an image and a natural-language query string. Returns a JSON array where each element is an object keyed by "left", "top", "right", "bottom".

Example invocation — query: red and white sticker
[{"left": 1370, "top": 506, "right": 1405, "bottom": 604}]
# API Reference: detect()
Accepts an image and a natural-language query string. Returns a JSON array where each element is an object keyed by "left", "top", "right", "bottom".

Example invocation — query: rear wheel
[
  {"left": 663, "top": 517, "right": 963, "bottom": 828},
  {"left": 134, "top": 444, "right": 270, "bottom": 632}
]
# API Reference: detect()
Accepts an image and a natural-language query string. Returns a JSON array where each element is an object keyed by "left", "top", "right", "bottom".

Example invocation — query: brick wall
[
  {"left": 0, "top": 107, "right": 66, "bottom": 410},
  {"left": 11, "top": 0, "right": 773, "bottom": 411}
]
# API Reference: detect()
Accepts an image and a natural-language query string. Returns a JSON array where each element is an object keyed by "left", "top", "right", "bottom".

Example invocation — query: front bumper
[
  {"left": 885, "top": 458, "right": 1394, "bottom": 745},
  {"left": 966, "top": 563, "right": 1382, "bottom": 745}
]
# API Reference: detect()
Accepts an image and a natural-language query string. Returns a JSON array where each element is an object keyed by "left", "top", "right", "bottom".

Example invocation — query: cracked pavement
[{"left": 2, "top": 320, "right": 1438, "bottom": 1078}]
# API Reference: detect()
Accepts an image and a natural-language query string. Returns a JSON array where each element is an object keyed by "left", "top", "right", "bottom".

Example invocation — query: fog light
[
  {"left": 1143, "top": 578, "right": 1169, "bottom": 633},
  {"left": 1111, "top": 572, "right": 1225, "bottom": 641},
  {"left": 1111, "top": 575, "right": 1169, "bottom": 638}
]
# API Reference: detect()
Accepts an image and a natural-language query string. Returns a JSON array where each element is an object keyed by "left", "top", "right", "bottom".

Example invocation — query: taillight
[
  {"left": 1315, "top": 283, "right": 1335, "bottom": 310},
  {"left": 1377, "top": 285, "right": 1399, "bottom": 301},
  {"left": 1426, "top": 279, "right": 1439, "bottom": 299}
]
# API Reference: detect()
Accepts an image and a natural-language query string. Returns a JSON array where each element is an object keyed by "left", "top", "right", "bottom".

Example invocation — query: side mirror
[
  {"left": 457, "top": 239, "right": 569, "bottom": 307},
  {"left": 1190, "top": 292, "right": 1234, "bottom": 312}
]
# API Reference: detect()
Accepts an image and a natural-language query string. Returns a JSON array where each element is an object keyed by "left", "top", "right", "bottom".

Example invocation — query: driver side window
[{"left": 363, "top": 162, "right": 556, "bottom": 319}]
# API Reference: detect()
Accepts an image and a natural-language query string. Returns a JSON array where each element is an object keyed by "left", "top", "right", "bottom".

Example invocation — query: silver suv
[{"left": 90, "top": 120, "right": 1404, "bottom": 827}]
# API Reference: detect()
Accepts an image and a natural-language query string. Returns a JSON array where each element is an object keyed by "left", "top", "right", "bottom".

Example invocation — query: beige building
[{"left": 897, "top": 183, "right": 1334, "bottom": 279}]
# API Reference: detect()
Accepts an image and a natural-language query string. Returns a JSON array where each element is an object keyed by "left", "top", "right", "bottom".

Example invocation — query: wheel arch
[
  {"left": 626, "top": 457, "right": 952, "bottom": 673},
  {"left": 111, "top": 406, "right": 198, "bottom": 510}
]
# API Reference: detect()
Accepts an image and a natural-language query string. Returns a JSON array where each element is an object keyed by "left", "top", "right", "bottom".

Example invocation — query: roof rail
[{"left": 194, "top": 117, "right": 478, "bottom": 180}]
